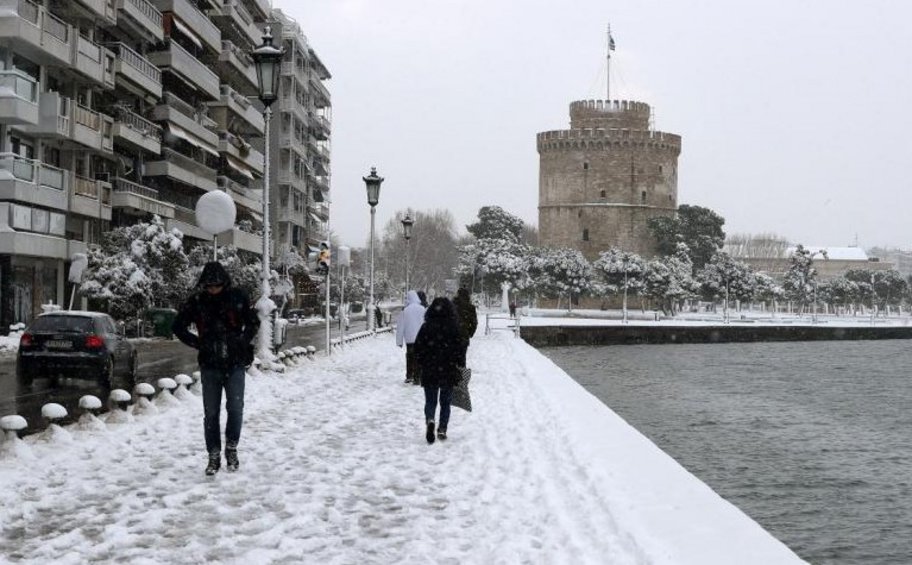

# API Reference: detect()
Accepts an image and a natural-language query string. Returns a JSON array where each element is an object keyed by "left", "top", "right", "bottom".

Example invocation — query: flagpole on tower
[{"left": 607, "top": 24, "right": 615, "bottom": 100}]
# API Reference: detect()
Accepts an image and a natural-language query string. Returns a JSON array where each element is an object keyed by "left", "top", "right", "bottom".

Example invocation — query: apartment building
[
  {"left": 268, "top": 9, "right": 331, "bottom": 261},
  {"left": 0, "top": 0, "right": 331, "bottom": 328}
]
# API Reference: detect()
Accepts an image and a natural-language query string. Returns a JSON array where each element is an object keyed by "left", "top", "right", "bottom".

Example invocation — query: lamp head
[
  {"left": 251, "top": 26, "right": 286, "bottom": 108},
  {"left": 401, "top": 214, "right": 414, "bottom": 240},
  {"left": 363, "top": 166, "right": 384, "bottom": 207}
]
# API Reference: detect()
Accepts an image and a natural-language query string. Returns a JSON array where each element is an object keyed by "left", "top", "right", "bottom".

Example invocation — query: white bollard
[
  {"left": 155, "top": 378, "right": 180, "bottom": 408},
  {"left": 0, "top": 415, "right": 32, "bottom": 459},
  {"left": 106, "top": 389, "right": 134, "bottom": 424},
  {"left": 77, "top": 395, "right": 105, "bottom": 431},
  {"left": 174, "top": 374, "right": 194, "bottom": 401},
  {"left": 133, "top": 383, "right": 158, "bottom": 416},
  {"left": 38, "top": 403, "right": 72, "bottom": 443}
]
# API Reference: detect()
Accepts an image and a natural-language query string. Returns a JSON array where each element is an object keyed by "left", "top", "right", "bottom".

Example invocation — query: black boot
[
  {"left": 426, "top": 421, "right": 436, "bottom": 444},
  {"left": 205, "top": 452, "right": 221, "bottom": 476},
  {"left": 225, "top": 444, "right": 239, "bottom": 472},
  {"left": 437, "top": 426, "right": 447, "bottom": 441}
]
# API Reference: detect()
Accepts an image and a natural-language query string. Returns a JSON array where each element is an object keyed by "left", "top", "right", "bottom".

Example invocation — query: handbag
[{"left": 451, "top": 366, "right": 472, "bottom": 412}]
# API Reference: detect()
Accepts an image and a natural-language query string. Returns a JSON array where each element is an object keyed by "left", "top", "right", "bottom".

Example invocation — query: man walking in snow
[
  {"left": 173, "top": 262, "right": 259, "bottom": 476},
  {"left": 396, "top": 290, "right": 426, "bottom": 385},
  {"left": 453, "top": 287, "right": 478, "bottom": 367}
]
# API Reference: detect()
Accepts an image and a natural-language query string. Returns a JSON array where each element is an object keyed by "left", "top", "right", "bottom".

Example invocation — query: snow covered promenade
[{"left": 0, "top": 328, "right": 805, "bottom": 564}]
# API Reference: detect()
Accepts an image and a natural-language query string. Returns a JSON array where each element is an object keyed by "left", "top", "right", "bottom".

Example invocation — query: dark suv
[{"left": 17, "top": 312, "right": 137, "bottom": 389}]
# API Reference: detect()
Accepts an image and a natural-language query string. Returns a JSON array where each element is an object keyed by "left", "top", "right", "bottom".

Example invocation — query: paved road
[{"left": 0, "top": 320, "right": 365, "bottom": 434}]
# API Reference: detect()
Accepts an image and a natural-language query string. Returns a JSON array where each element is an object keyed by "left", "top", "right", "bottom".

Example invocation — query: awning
[
  {"left": 167, "top": 123, "right": 219, "bottom": 158},
  {"left": 308, "top": 211, "right": 323, "bottom": 224},
  {"left": 225, "top": 154, "right": 255, "bottom": 180},
  {"left": 172, "top": 17, "right": 203, "bottom": 50},
  {"left": 312, "top": 188, "right": 324, "bottom": 202}
]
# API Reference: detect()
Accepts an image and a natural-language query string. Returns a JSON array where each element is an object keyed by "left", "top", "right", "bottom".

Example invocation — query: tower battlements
[
  {"left": 537, "top": 128, "right": 681, "bottom": 153},
  {"left": 569, "top": 99, "right": 651, "bottom": 129}
]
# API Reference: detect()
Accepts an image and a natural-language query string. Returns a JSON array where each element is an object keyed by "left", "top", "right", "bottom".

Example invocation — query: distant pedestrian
[
  {"left": 509, "top": 301, "right": 517, "bottom": 318},
  {"left": 414, "top": 297, "right": 463, "bottom": 443},
  {"left": 417, "top": 290, "right": 428, "bottom": 308},
  {"left": 375, "top": 305, "right": 383, "bottom": 328},
  {"left": 396, "top": 290, "right": 426, "bottom": 385},
  {"left": 173, "top": 262, "right": 259, "bottom": 476},
  {"left": 453, "top": 287, "right": 478, "bottom": 367}
]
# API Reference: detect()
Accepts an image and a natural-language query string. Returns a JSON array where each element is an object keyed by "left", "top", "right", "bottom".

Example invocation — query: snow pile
[{"left": 0, "top": 330, "right": 804, "bottom": 564}]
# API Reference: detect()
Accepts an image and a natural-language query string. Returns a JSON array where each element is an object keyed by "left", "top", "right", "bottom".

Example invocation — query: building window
[
  {"left": 600, "top": 190, "right": 606, "bottom": 198},
  {"left": 582, "top": 229, "right": 589, "bottom": 241},
  {"left": 578, "top": 210, "right": 582, "bottom": 218},
  {"left": 583, "top": 162, "right": 589, "bottom": 170},
  {"left": 641, "top": 191, "right": 647, "bottom": 203}
]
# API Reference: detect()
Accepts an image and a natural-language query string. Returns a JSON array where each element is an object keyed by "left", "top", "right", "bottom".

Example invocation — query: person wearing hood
[
  {"left": 416, "top": 290, "right": 428, "bottom": 308},
  {"left": 453, "top": 287, "right": 478, "bottom": 367},
  {"left": 414, "top": 297, "right": 463, "bottom": 443},
  {"left": 396, "top": 290, "right": 426, "bottom": 385},
  {"left": 173, "top": 261, "right": 259, "bottom": 476}
]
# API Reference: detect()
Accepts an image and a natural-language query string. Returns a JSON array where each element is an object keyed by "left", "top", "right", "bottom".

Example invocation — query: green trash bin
[{"left": 146, "top": 308, "right": 177, "bottom": 339}]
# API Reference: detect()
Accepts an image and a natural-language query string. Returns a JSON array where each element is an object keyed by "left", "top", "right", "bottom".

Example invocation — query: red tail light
[
  {"left": 85, "top": 335, "right": 105, "bottom": 349},
  {"left": 19, "top": 333, "right": 32, "bottom": 347}
]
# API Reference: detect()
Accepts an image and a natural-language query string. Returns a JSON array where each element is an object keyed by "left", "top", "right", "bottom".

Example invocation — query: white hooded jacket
[{"left": 395, "top": 290, "right": 426, "bottom": 346}]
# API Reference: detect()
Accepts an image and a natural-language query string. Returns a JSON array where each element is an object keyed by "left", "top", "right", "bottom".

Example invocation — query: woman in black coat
[{"left": 414, "top": 297, "right": 463, "bottom": 443}]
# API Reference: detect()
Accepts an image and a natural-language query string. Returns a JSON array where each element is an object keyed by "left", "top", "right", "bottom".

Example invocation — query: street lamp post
[
  {"left": 622, "top": 258, "right": 629, "bottom": 324},
  {"left": 363, "top": 167, "right": 384, "bottom": 330},
  {"left": 251, "top": 27, "right": 285, "bottom": 359},
  {"left": 401, "top": 214, "right": 414, "bottom": 294}
]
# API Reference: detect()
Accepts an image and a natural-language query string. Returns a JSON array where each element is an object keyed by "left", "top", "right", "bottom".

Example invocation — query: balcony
[
  {"left": 112, "top": 106, "right": 162, "bottom": 154},
  {"left": 169, "top": 205, "right": 210, "bottom": 240},
  {"left": 0, "top": 70, "right": 39, "bottom": 125},
  {"left": 19, "top": 91, "right": 70, "bottom": 138},
  {"left": 278, "top": 94, "right": 308, "bottom": 125},
  {"left": 72, "top": 35, "right": 116, "bottom": 89},
  {"left": 0, "top": 0, "right": 73, "bottom": 68},
  {"left": 145, "top": 147, "right": 217, "bottom": 192},
  {"left": 216, "top": 227, "right": 262, "bottom": 254},
  {"left": 112, "top": 176, "right": 175, "bottom": 218},
  {"left": 280, "top": 60, "right": 307, "bottom": 87},
  {"left": 217, "top": 175, "right": 261, "bottom": 217},
  {"left": 151, "top": 102, "right": 219, "bottom": 155},
  {"left": 207, "top": 83, "right": 264, "bottom": 136},
  {"left": 309, "top": 112, "right": 329, "bottom": 140},
  {"left": 209, "top": 0, "right": 259, "bottom": 49},
  {"left": 72, "top": 103, "right": 115, "bottom": 154},
  {"left": 115, "top": 0, "right": 163, "bottom": 44},
  {"left": 276, "top": 165, "right": 306, "bottom": 192},
  {"left": 154, "top": 0, "right": 221, "bottom": 53},
  {"left": 217, "top": 40, "right": 258, "bottom": 96},
  {"left": 218, "top": 132, "right": 264, "bottom": 176},
  {"left": 147, "top": 40, "right": 220, "bottom": 100},
  {"left": 246, "top": 0, "right": 270, "bottom": 21},
  {"left": 107, "top": 42, "right": 162, "bottom": 101},
  {"left": 73, "top": 0, "right": 117, "bottom": 26},
  {"left": 0, "top": 153, "right": 68, "bottom": 211},
  {"left": 309, "top": 75, "right": 330, "bottom": 108},
  {"left": 70, "top": 174, "right": 112, "bottom": 220}
]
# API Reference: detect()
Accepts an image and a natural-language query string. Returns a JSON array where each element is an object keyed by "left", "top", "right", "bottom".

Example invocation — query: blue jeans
[
  {"left": 201, "top": 365, "right": 246, "bottom": 453},
  {"left": 424, "top": 385, "right": 453, "bottom": 428}
]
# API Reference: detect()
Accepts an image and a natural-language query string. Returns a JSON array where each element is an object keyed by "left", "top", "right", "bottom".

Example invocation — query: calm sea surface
[{"left": 540, "top": 340, "right": 912, "bottom": 565}]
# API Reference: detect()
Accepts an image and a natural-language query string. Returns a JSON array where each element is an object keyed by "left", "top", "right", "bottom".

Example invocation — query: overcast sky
[{"left": 283, "top": 0, "right": 912, "bottom": 250}]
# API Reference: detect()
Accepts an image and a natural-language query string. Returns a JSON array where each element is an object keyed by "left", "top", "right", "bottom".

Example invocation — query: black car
[{"left": 17, "top": 311, "right": 137, "bottom": 389}]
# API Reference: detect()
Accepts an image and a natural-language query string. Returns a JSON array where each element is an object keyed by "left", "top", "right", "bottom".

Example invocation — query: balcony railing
[
  {"left": 173, "top": 204, "right": 195, "bottom": 224},
  {"left": 15, "top": 0, "right": 40, "bottom": 24},
  {"left": 160, "top": 146, "right": 215, "bottom": 176},
  {"left": 113, "top": 176, "right": 159, "bottom": 199},
  {"left": 107, "top": 42, "right": 162, "bottom": 84},
  {"left": 73, "top": 174, "right": 98, "bottom": 198},
  {"left": 0, "top": 70, "right": 38, "bottom": 103},
  {"left": 123, "top": 0, "right": 162, "bottom": 29},
  {"left": 113, "top": 106, "right": 162, "bottom": 141},
  {"left": 74, "top": 103, "right": 101, "bottom": 131},
  {"left": 0, "top": 153, "right": 66, "bottom": 191},
  {"left": 43, "top": 9, "right": 69, "bottom": 43}
]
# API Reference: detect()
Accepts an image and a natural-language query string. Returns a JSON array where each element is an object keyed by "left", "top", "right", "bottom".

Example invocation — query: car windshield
[{"left": 29, "top": 316, "right": 94, "bottom": 333}]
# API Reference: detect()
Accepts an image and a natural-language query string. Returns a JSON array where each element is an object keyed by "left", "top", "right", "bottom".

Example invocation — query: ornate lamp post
[
  {"left": 401, "top": 214, "right": 414, "bottom": 294},
  {"left": 251, "top": 27, "right": 285, "bottom": 359},
  {"left": 363, "top": 167, "right": 384, "bottom": 330}
]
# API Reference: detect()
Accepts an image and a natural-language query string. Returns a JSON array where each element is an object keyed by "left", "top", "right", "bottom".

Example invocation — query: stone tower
[{"left": 537, "top": 99, "right": 682, "bottom": 260}]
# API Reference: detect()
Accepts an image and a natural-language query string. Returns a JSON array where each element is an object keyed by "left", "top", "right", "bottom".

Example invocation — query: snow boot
[
  {"left": 426, "top": 421, "right": 436, "bottom": 444},
  {"left": 437, "top": 426, "right": 447, "bottom": 441},
  {"left": 225, "top": 444, "right": 239, "bottom": 472},
  {"left": 205, "top": 452, "right": 221, "bottom": 476}
]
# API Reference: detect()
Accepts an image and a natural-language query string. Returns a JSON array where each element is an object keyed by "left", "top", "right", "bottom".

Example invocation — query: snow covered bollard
[
  {"left": 132, "top": 383, "right": 158, "bottom": 417},
  {"left": 190, "top": 371, "right": 202, "bottom": 395},
  {"left": 306, "top": 345, "right": 316, "bottom": 360},
  {"left": 0, "top": 415, "right": 32, "bottom": 459},
  {"left": 106, "top": 389, "right": 134, "bottom": 424},
  {"left": 37, "top": 403, "right": 72, "bottom": 443},
  {"left": 173, "top": 374, "right": 194, "bottom": 401},
  {"left": 77, "top": 395, "right": 105, "bottom": 431},
  {"left": 155, "top": 378, "right": 180, "bottom": 408}
]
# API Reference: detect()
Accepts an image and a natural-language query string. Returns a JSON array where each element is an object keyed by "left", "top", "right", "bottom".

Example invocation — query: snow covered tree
[
  {"left": 466, "top": 205, "right": 524, "bottom": 243},
  {"left": 456, "top": 238, "right": 529, "bottom": 299},
  {"left": 186, "top": 244, "right": 261, "bottom": 300},
  {"left": 592, "top": 248, "right": 645, "bottom": 313},
  {"left": 82, "top": 216, "right": 190, "bottom": 319},
  {"left": 752, "top": 272, "right": 784, "bottom": 305},
  {"left": 782, "top": 245, "right": 820, "bottom": 313},
  {"left": 697, "top": 252, "right": 755, "bottom": 314},
  {"left": 539, "top": 248, "right": 591, "bottom": 311},
  {"left": 642, "top": 244, "right": 698, "bottom": 315},
  {"left": 648, "top": 204, "right": 726, "bottom": 271}
]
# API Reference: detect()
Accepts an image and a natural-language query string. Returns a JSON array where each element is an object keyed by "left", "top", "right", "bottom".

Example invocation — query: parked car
[
  {"left": 16, "top": 311, "right": 137, "bottom": 389},
  {"left": 286, "top": 309, "right": 307, "bottom": 324}
]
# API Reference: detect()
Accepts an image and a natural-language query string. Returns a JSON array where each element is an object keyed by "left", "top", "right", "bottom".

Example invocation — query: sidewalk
[{"left": 0, "top": 326, "right": 804, "bottom": 564}]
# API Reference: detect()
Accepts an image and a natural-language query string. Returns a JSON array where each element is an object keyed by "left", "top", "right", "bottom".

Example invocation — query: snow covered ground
[{"left": 0, "top": 326, "right": 804, "bottom": 564}]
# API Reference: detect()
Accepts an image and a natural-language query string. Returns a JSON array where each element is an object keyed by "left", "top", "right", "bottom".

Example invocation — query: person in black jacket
[
  {"left": 173, "top": 261, "right": 259, "bottom": 476},
  {"left": 452, "top": 288, "right": 478, "bottom": 367},
  {"left": 414, "top": 297, "right": 463, "bottom": 443}
]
